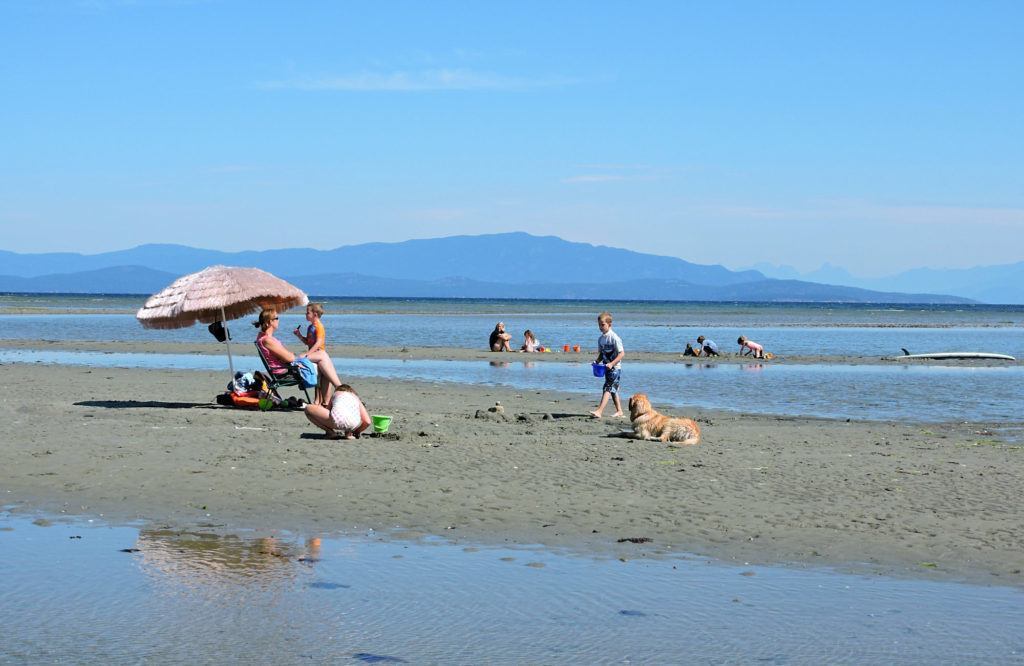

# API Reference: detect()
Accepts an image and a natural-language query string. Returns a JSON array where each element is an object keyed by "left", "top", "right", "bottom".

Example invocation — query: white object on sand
[{"left": 893, "top": 351, "right": 1016, "bottom": 361}]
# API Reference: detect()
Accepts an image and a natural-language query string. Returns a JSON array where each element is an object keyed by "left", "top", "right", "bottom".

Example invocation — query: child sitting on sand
[
  {"left": 737, "top": 335, "right": 765, "bottom": 359},
  {"left": 521, "top": 329, "right": 540, "bottom": 352},
  {"left": 303, "top": 384, "right": 371, "bottom": 440},
  {"left": 590, "top": 311, "right": 625, "bottom": 419}
]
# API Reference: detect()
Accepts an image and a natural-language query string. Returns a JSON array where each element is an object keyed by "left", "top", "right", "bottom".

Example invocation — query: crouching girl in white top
[{"left": 304, "top": 384, "right": 371, "bottom": 440}]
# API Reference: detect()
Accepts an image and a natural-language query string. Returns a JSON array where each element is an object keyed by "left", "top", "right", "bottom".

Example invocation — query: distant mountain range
[
  {"left": 0, "top": 233, "right": 979, "bottom": 303},
  {"left": 750, "top": 260, "right": 1024, "bottom": 304},
  {"left": 0, "top": 233, "right": 764, "bottom": 284}
]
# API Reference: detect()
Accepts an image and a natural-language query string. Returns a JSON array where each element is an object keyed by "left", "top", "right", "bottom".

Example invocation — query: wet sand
[{"left": 2, "top": 350, "right": 1023, "bottom": 587}]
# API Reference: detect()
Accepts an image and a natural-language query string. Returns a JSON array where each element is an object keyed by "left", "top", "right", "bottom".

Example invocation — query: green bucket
[{"left": 371, "top": 415, "right": 393, "bottom": 433}]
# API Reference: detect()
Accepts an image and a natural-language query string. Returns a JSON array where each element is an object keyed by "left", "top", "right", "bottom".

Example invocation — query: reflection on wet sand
[
  {"left": 5, "top": 514, "right": 1024, "bottom": 663},
  {"left": 136, "top": 530, "right": 322, "bottom": 590},
  {"left": 489, "top": 360, "right": 535, "bottom": 369}
]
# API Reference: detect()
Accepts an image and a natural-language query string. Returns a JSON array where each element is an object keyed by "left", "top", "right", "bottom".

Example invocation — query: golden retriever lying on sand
[{"left": 628, "top": 393, "right": 701, "bottom": 445}]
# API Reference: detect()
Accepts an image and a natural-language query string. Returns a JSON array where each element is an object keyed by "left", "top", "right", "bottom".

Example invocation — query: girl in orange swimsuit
[{"left": 294, "top": 303, "right": 329, "bottom": 404}]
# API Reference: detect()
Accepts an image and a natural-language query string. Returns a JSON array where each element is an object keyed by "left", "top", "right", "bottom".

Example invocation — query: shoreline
[
  {"left": 2, "top": 359, "right": 1022, "bottom": 588},
  {"left": 1, "top": 338, "right": 1019, "bottom": 367}
]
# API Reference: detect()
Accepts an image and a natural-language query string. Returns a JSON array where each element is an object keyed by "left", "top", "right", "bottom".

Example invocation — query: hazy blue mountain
[
  {"left": 0, "top": 233, "right": 764, "bottom": 286},
  {"left": 747, "top": 262, "right": 801, "bottom": 280},
  {"left": 0, "top": 233, "right": 985, "bottom": 302},
  {"left": 870, "top": 262, "right": 1024, "bottom": 304},
  {"left": 0, "top": 266, "right": 177, "bottom": 294},
  {"left": 744, "top": 260, "right": 1024, "bottom": 304},
  {"left": 0, "top": 267, "right": 970, "bottom": 303},
  {"left": 286, "top": 275, "right": 974, "bottom": 303},
  {"left": 801, "top": 263, "right": 861, "bottom": 286}
]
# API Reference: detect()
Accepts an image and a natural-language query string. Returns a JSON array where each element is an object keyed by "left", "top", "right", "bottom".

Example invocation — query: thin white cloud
[
  {"left": 76, "top": 0, "right": 208, "bottom": 9},
  {"left": 562, "top": 175, "right": 627, "bottom": 184},
  {"left": 866, "top": 203, "right": 1024, "bottom": 227},
  {"left": 574, "top": 163, "right": 652, "bottom": 171},
  {"left": 404, "top": 208, "right": 471, "bottom": 222},
  {"left": 259, "top": 69, "right": 576, "bottom": 92},
  {"left": 202, "top": 164, "right": 260, "bottom": 174},
  {"left": 0, "top": 211, "right": 39, "bottom": 223},
  {"left": 562, "top": 163, "right": 668, "bottom": 185}
]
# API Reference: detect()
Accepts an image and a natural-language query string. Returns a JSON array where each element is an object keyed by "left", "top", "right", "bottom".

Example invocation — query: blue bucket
[{"left": 592, "top": 363, "right": 606, "bottom": 377}]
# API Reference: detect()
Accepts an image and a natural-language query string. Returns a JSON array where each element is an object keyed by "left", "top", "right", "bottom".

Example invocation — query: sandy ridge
[{"left": 2, "top": 358, "right": 1022, "bottom": 587}]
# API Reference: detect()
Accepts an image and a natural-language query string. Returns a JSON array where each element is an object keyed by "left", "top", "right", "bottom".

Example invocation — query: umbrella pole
[{"left": 221, "top": 306, "right": 235, "bottom": 377}]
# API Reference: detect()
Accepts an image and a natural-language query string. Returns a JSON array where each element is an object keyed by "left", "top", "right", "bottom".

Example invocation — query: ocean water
[
  {"left": 4, "top": 294, "right": 1024, "bottom": 325},
  {"left": 1, "top": 296, "right": 1023, "bottom": 358},
  {"left": 2, "top": 297, "right": 1021, "bottom": 425},
  {"left": 3, "top": 514, "right": 1022, "bottom": 664},
  {"left": 1, "top": 349, "right": 1021, "bottom": 424}
]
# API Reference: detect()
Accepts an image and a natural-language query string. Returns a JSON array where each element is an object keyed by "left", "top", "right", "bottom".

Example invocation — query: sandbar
[
  {"left": 1, "top": 338, "right": 1018, "bottom": 367},
  {"left": 2, "top": 354, "right": 1022, "bottom": 587}
]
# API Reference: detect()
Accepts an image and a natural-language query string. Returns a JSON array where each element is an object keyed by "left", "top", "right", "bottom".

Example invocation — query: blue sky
[{"left": 1, "top": 1, "right": 1021, "bottom": 276}]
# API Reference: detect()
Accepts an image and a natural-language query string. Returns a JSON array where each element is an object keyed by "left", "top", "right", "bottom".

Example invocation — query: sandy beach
[{"left": 2, "top": 346, "right": 1022, "bottom": 587}]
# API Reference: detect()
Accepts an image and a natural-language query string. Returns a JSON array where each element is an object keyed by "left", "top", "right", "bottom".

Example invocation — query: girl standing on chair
[{"left": 293, "top": 303, "right": 329, "bottom": 405}]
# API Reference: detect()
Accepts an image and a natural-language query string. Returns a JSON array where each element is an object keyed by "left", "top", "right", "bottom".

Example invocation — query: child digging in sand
[
  {"left": 304, "top": 384, "right": 371, "bottom": 440},
  {"left": 737, "top": 335, "right": 765, "bottom": 359},
  {"left": 590, "top": 311, "right": 625, "bottom": 419}
]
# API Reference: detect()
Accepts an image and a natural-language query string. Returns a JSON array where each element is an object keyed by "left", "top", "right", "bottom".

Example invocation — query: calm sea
[
  {"left": 2, "top": 294, "right": 1023, "bottom": 357},
  {"left": 3, "top": 295, "right": 1022, "bottom": 424}
]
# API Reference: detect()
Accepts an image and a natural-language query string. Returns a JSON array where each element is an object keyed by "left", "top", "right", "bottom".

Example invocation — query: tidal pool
[
  {"left": 2, "top": 349, "right": 1021, "bottom": 423},
  {"left": 1, "top": 514, "right": 1022, "bottom": 663}
]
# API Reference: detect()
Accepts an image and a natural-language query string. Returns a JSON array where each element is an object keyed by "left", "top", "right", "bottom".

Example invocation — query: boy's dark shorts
[{"left": 603, "top": 367, "right": 621, "bottom": 395}]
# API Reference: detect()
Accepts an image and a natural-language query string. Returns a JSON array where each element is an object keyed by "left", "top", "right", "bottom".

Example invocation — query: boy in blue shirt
[{"left": 590, "top": 311, "right": 625, "bottom": 418}]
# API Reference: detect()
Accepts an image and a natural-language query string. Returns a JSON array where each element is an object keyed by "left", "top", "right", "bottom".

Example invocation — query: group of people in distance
[
  {"left": 253, "top": 303, "right": 371, "bottom": 439},
  {"left": 489, "top": 321, "right": 545, "bottom": 353},
  {"left": 684, "top": 334, "right": 766, "bottom": 359},
  {"left": 488, "top": 314, "right": 626, "bottom": 419},
  {"left": 487, "top": 315, "right": 772, "bottom": 422}
]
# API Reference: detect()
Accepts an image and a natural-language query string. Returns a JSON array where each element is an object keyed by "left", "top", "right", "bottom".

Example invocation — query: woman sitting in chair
[{"left": 254, "top": 308, "right": 343, "bottom": 407}]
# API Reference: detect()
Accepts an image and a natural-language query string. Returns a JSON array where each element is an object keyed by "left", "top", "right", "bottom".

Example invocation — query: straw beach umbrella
[{"left": 136, "top": 265, "right": 308, "bottom": 375}]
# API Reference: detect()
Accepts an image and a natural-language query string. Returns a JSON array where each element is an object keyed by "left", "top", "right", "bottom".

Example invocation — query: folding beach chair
[{"left": 254, "top": 342, "right": 312, "bottom": 403}]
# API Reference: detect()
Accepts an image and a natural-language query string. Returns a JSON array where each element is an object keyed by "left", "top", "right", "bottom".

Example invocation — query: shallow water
[
  {"left": 2, "top": 349, "right": 1021, "bottom": 424},
  {"left": 4, "top": 294, "right": 1023, "bottom": 324},
  {"left": 1, "top": 513, "right": 1021, "bottom": 664},
  {"left": 2, "top": 302, "right": 1023, "bottom": 358}
]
